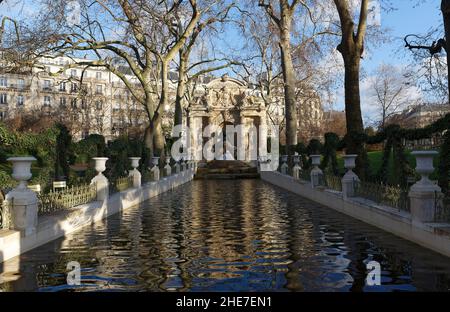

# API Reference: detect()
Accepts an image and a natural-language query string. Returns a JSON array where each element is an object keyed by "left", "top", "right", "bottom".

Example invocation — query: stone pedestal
[
  {"left": 310, "top": 155, "right": 323, "bottom": 188},
  {"left": 128, "top": 157, "right": 141, "bottom": 188},
  {"left": 151, "top": 157, "right": 160, "bottom": 181},
  {"left": 90, "top": 157, "right": 109, "bottom": 201},
  {"left": 292, "top": 155, "right": 302, "bottom": 180},
  {"left": 5, "top": 157, "right": 38, "bottom": 236},
  {"left": 174, "top": 161, "right": 181, "bottom": 174},
  {"left": 164, "top": 158, "right": 172, "bottom": 176},
  {"left": 280, "top": 155, "right": 289, "bottom": 175},
  {"left": 409, "top": 151, "right": 442, "bottom": 223},
  {"left": 342, "top": 154, "right": 359, "bottom": 199}
]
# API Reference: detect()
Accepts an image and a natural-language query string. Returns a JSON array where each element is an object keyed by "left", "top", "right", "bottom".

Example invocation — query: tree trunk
[
  {"left": 442, "top": 0, "right": 450, "bottom": 103},
  {"left": 174, "top": 51, "right": 188, "bottom": 127},
  {"left": 279, "top": 6, "right": 297, "bottom": 158},
  {"left": 342, "top": 53, "right": 367, "bottom": 179}
]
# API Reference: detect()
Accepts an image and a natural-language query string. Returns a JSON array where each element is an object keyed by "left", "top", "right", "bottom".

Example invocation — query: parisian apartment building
[{"left": 1, "top": 56, "right": 325, "bottom": 143}]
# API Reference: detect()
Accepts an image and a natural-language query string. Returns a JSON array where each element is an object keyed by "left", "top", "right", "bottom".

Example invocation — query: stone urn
[
  {"left": 293, "top": 155, "right": 301, "bottom": 165},
  {"left": 342, "top": 154, "right": 359, "bottom": 199},
  {"left": 411, "top": 151, "right": 438, "bottom": 185},
  {"left": 281, "top": 155, "right": 288, "bottom": 163},
  {"left": 6, "top": 157, "right": 38, "bottom": 235},
  {"left": 91, "top": 157, "right": 109, "bottom": 200},
  {"left": 152, "top": 157, "right": 160, "bottom": 167},
  {"left": 310, "top": 155, "right": 321, "bottom": 167},
  {"left": 310, "top": 155, "right": 323, "bottom": 188},
  {"left": 129, "top": 157, "right": 141, "bottom": 188},
  {"left": 409, "top": 150, "right": 442, "bottom": 222},
  {"left": 93, "top": 157, "right": 108, "bottom": 175},
  {"left": 343, "top": 154, "right": 358, "bottom": 171},
  {"left": 129, "top": 157, "right": 141, "bottom": 170},
  {"left": 7, "top": 157, "right": 36, "bottom": 190},
  {"left": 292, "top": 154, "right": 302, "bottom": 180}
]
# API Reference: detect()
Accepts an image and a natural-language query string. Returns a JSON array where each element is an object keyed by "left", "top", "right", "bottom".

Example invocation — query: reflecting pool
[{"left": 1, "top": 179, "right": 450, "bottom": 291}]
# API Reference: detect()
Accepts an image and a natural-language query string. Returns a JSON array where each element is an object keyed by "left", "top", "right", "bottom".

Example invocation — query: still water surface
[{"left": 1, "top": 180, "right": 450, "bottom": 292}]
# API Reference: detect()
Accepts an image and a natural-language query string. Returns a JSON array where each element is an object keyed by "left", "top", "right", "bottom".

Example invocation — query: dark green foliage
[{"left": 321, "top": 133, "right": 340, "bottom": 175}]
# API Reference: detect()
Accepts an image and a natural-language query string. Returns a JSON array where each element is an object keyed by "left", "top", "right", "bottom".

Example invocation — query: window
[
  {"left": 17, "top": 95, "right": 24, "bottom": 106},
  {"left": 71, "top": 83, "right": 78, "bottom": 93},
  {"left": 43, "top": 96, "right": 51, "bottom": 106},
  {"left": 81, "top": 99, "right": 87, "bottom": 109},
  {"left": 96, "top": 84, "right": 103, "bottom": 94},
  {"left": 0, "top": 93, "right": 7, "bottom": 104},
  {"left": 59, "top": 82, "right": 66, "bottom": 91},
  {"left": 0, "top": 111, "right": 5, "bottom": 120},
  {"left": 96, "top": 71, "right": 102, "bottom": 80},
  {"left": 70, "top": 98, "right": 77, "bottom": 109},
  {"left": 95, "top": 101, "right": 102, "bottom": 110},
  {"left": 43, "top": 80, "right": 51, "bottom": 90},
  {"left": 0, "top": 77, "right": 7, "bottom": 87},
  {"left": 70, "top": 69, "right": 77, "bottom": 77},
  {"left": 17, "top": 79, "right": 25, "bottom": 89},
  {"left": 60, "top": 97, "right": 66, "bottom": 107}
]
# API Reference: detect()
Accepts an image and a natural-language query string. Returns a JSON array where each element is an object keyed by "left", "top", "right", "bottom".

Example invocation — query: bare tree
[
  {"left": 369, "top": 63, "right": 419, "bottom": 129},
  {"left": 404, "top": 1, "right": 450, "bottom": 103},
  {"left": 30, "top": 0, "right": 227, "bottom": 158},
  {"left": 258, "top": 0, "right": 302, "bottom": 155}
]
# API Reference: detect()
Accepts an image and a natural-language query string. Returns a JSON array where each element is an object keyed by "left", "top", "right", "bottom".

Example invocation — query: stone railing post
[
  {"left": 174, "top": 160, "right": 181, "bottom": 174},
  {"left": 409, "top": 151, "right": 443, "bottom": 223},
  {"left": 310, "top": 155, "right": 323, "bottom": 188},
  {"left": 5, "top": 157, "right": 38, "bottom": 236},
  {"left": 292, "top": 154, "right": 302, "bottom": 180},
  {"left": 164, "top": 158, "right": 172, "bottom": 176},
  {"left": 90, "top": 157, "right": 109, "bottom": 201},
  {"left": 181, "top": 158, "right": 187, "bottom": 171},
  {"left": 342, "top": 154, "right": 359, "bottom": 199},
  {"left": 151, "top": 157, "right": 160, "bottom": 181},
  {"left": 128, "top": 157, "right": 141, "bottom": 188},
  {"left": 280, "top": 155, "right": 289, "bottom": 175}
]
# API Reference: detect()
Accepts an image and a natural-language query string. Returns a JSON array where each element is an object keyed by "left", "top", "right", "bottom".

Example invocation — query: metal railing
[
  {"left": 38, "top": 183, "right": 97, "bottom": 215},
  {"left": 354, "top": 180, "right": 410, "bottom": 212},
  {"left": 435, "top": 194, "right": 450, "bottom": 223},
  {"left": 300, "top": 169, "right": 311, "bottom": 182},
  {"left": 323, "top": 174, "right": 342, "bottom": 192},
  {"left": 111, "top": 175, "right": 133, "bottom": 193}
]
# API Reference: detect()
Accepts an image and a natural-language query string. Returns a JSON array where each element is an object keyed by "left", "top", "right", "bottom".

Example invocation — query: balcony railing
[{"left": 110, "top": 176, "right": 133, "bottom": 193}]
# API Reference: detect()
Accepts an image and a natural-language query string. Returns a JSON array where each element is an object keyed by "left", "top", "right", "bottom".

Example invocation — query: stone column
[
  {"left": 164, "top": 158, "right": 172, "bottom": 176},
  {"left": 91, "top": 157, "right": 109, "bottom": 201},
  {"left": 5, "top": 157, "right": 38, "bottom": 236},
  {"left": 128, "top": 157, "right": 141, "bottom": 188},
  {"left": 151, "top": 157, "right": 160, "bottom": 181},
  {"left": 280, "top": 155, "right": 289, "bottom": 175},
  {"left": 342, "top": 154, "right": 359, "bottom": 199},
  {"left": 292, "top": 154, "right": 302, "bottom": 180},
  {"left": 310, "top": 155, "right": 323, "bottom": 188},
  {"left": 409, "top": 151, "right": 443, "bottom": 223}
]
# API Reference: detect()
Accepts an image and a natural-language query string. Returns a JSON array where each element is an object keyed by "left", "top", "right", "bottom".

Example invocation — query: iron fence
[
  {"left": 111, "top": 175, "right": 133, "bottom": 193},
  {"left": 38, "top": 183, "right": 97, "bottom": 215},
  {"left": 300, "top": 169, "right": 311, "bottom": 182},
  {"left": 323, "top": 174, "right": 342, "bottom": 192},
  {"left": 435, "top": 193, "right": 450, "bottom": 223},
  {"left": 354, "top": 180, "right": 410, "bottom": 212}
]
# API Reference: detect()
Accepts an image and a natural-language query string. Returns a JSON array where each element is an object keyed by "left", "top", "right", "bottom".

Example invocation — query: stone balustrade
[
  {"left": 1, "top": 155, "right": 191, "bottom": 239},
  {"left": 258, "top": 150, "right": 445, "bottom": 224}
]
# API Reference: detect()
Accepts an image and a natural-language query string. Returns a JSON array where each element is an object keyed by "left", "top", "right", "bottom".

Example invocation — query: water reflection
[{"left": 1, "top": 179, "right": 450, "bottom": 291}]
